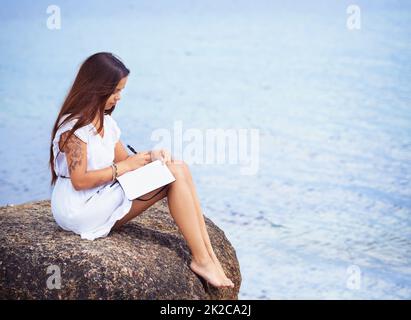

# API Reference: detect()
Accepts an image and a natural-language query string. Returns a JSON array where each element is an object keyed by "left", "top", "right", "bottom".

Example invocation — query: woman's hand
[
  {"left": 150, "top": 149, "right": 172, "bottom": 164},
  {"left": 124, "top": 152, "right": 151, "bottom": 171}
]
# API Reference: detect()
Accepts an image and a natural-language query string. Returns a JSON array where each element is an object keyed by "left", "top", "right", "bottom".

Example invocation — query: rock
[{"left": 0, "top": 199, "right": 241, "bottom": 299}]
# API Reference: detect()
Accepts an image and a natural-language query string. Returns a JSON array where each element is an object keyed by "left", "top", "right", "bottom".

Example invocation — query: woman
[{"left": 49, "top": 52, "right": 234, "bottom": 289}]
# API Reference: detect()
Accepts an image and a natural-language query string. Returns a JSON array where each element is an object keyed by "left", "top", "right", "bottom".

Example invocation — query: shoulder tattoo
[{"left": 60, "top": 131, "right": 84, "bottom": 174}]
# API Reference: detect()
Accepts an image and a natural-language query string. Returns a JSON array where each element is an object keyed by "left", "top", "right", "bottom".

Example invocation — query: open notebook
[{"left": 117, "top": 160, "right": 176, "bottom": 200}]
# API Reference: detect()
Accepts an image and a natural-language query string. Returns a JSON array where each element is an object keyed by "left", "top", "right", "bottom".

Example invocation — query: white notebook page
[{"left": 117, "top": 160, "right": 176, "bottom": 200}]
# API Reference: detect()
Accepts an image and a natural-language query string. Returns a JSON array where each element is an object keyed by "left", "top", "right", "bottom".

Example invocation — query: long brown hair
[{"left": 49, "top": 52, "right": 130, "bottom": 186}]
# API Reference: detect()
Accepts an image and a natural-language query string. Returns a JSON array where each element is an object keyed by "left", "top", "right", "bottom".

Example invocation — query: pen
[{"left": 127, "top": 144, "right": 138, "bottom": 154}]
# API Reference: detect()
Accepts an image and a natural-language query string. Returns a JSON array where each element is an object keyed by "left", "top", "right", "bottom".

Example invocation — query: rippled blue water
[{"left": 1, "top": 0, "right": 410, "bottom": 299}]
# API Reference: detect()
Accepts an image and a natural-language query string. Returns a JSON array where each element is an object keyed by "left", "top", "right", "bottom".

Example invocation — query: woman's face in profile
[{"left": 105, "top": 76, "right": 128, "bottom": 110}]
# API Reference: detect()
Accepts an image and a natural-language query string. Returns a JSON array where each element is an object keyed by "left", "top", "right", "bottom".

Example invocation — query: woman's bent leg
[
  {"left": 180, "top": 162, "right": 234, "bottom": 287},
  {"left": 166, "top": 160, "right": 232, "bottom": 288}
]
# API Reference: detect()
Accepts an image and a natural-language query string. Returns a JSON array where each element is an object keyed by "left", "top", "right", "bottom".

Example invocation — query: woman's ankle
[{"left": 192, "top": 254, "right": 212, "bottom": 266}]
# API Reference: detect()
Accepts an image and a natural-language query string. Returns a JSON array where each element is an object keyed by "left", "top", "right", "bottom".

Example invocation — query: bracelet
[
  {"left": 110, "top": 164, "right": 115, "bottom": 182},
  {"left": 112, "top": 162, "right": 118, "bottom": 181}
]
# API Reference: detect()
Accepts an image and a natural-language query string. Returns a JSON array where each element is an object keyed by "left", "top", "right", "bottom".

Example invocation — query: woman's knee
[
  {"left": 180, "top": 161, "right": 193, "bottom": 182},
  {"left": 166, "top": 160, "right": 190, "bottom": 181}
]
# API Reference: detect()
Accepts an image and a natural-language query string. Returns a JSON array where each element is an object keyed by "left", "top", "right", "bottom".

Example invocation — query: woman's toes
[
  {"left": 190, "top": 260, "right": 227, "bottom": 289},
  {"left": 225, "top": 278, "right": 234, "bottom": 288}
]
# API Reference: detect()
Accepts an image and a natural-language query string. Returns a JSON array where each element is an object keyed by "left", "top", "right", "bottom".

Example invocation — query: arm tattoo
[{"left": 61, "top": 131, "right": 84, "bottom": 174}]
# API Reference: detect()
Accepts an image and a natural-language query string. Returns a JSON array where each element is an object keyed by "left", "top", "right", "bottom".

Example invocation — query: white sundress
[{"left": 50, "top": 113, "right": 133, "bottom": 240}]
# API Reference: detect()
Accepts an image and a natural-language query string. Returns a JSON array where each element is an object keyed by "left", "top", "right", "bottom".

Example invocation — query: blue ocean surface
[{"left": 0, "top": 0, "right": 410, "bottom": 299}]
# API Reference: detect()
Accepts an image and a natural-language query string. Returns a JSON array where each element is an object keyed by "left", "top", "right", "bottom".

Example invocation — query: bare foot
[
  {"left": 190, "top": 259, "right": 229, "bottom": 288},
  {"left": 210, "top": 254, "right": 234, "bottom": 288}
]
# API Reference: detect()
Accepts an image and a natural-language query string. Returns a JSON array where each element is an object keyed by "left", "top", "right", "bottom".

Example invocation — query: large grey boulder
[{"left": 0, "top": 199, "right": 241, "bottom": 299}]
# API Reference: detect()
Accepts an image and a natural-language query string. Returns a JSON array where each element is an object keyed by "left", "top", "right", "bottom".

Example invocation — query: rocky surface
[{"left": 0, "top": 199, "right": 241, "bottom": 299}]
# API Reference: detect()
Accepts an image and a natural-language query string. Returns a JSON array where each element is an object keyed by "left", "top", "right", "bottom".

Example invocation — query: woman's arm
[
  {"left": 114, "top": 140, "right": 130, "bottom": 163},
  {"left": 62, "top": 132, "right": 130, "bottom": 191},
  {"left": 115, "top": 140, "right": 156, "bottom": 163}
]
